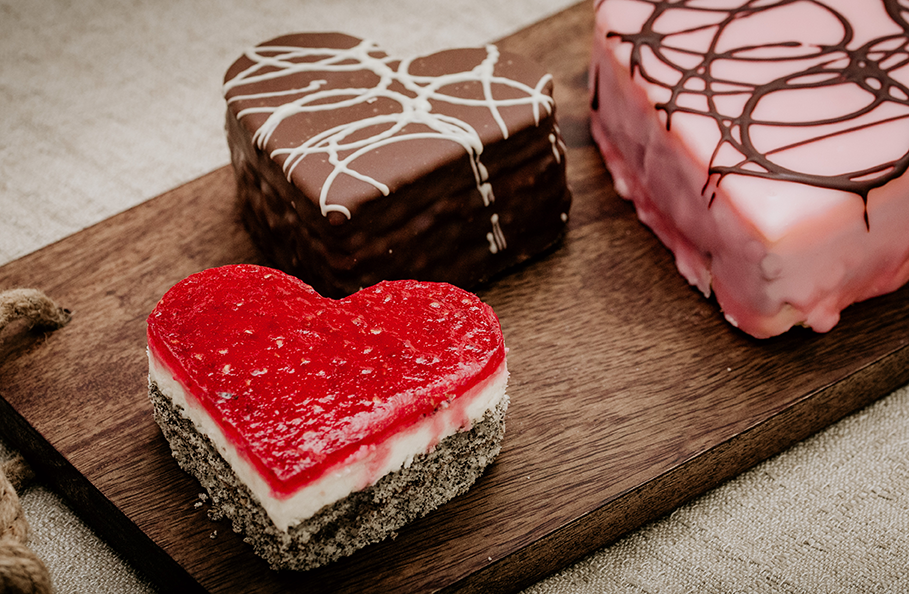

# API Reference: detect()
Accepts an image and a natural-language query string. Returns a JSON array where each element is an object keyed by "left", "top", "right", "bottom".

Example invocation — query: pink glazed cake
[{"left": 591, "top": 0, "right": 909, "bottom": 338}]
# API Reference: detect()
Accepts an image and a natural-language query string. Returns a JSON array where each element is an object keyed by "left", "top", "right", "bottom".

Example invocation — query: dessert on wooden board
[
  {"left": 223, "top": 32, "right": 572, "bottom": 298},
  {"left": 590, "top": 0, "right": 909, "bottom": 338},
  {"left": 146, "top": 264, "right": 509, "bottom": 570}
]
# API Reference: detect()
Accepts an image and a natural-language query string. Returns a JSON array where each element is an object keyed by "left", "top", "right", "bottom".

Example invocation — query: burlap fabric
[{"left": 2, "top": 0, "right": 908, "bottom": 592}]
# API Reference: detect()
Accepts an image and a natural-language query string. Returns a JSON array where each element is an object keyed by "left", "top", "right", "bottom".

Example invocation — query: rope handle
[
  {"left": 0, "top": 288, "right": 69, "bottom": 593},
  {"left": 0, "top": 289, "right": 71, "bottom": 333},
  {"left": 0, "top": 456, "right": 52, "bottom": 593}
]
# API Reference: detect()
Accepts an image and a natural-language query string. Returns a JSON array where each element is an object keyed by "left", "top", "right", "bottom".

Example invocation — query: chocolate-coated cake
[{"left": 223, "top": 32, "right": 571, "bottom": 297}]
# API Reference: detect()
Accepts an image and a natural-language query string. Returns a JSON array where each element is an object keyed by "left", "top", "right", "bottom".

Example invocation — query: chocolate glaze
[
  {"left": 224, "top": 33, "right": 571, "bottom": 297},
  {"left": 599, "top": 0, "right": 909, "bottom": 226}
]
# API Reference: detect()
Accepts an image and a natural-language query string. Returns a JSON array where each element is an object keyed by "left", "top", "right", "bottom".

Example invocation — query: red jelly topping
[{"left": 147, "top": 264, "right": 505, "bottom": 497}]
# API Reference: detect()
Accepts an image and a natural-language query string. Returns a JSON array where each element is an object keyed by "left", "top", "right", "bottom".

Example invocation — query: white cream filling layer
[{"left": 148, "top": 349, "right": 508, "bottom": 532}]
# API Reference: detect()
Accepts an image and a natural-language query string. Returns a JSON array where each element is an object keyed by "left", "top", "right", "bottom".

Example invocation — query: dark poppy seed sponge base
[{"left": 148, "top": 380, "right": 508, "bottom": 571}]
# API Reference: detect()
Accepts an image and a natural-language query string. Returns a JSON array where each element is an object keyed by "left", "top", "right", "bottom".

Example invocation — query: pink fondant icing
[{"left": 591, "top": 0, "right": 909, "bottom": 337}]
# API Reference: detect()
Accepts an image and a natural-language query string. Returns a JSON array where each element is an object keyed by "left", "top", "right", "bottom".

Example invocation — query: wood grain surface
[{"left": 3, "top": 2, "right": 909, "bottom": 592}]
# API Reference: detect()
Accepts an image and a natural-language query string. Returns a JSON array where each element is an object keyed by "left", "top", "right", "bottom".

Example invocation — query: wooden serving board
[{"left": 3, "top": 2, "right": 909, "bottom": 592}]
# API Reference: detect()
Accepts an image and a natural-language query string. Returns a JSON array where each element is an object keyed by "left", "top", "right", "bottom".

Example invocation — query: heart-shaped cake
[
  {"left": 223, "top": 32, "right": 572, "bottom": 297},
  {"left": 147, "top": 264, "right": 509, "bottom": 570}
]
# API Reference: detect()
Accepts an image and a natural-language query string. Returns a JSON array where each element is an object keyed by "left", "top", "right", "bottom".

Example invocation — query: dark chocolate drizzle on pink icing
[{"left": 596, "top": 0, "right": 909, "bottom": 227}]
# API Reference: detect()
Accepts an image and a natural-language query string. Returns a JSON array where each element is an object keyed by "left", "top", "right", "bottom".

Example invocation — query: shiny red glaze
[{"left": 147, "top": 264, "right": 505, "bottom": 497}]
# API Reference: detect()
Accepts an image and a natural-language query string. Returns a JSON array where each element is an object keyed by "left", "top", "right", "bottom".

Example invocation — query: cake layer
[
  {"left": 224, "top": 33, "right": 571, "bottom": 298},
  {"left": 591, "top": 0, "right": 909, "bottom": 338},
  {"left": 149, "top": 380, "right": 508, "bottom": 571}
]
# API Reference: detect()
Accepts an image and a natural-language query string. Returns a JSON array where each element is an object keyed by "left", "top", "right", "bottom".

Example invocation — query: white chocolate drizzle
[
  {"left": 549, "top": 123, "right": 567, "bottom": 164},
  {"left": 224, "top": 37, "right": 556, "bottom": 253},
  {"left": 486, "top": 213, "right": 507, "bottom": 254}
]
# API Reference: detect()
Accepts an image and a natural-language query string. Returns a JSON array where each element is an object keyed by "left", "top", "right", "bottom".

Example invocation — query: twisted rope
[
  {"left": 0, "top": 456, "right": 52, "bottom": 594},
  {"left": 0, "top": 288, "right": 68, "bottom": 593},
  {"left": 0, "top": 289, "right": 71, "bottom": 332}
]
